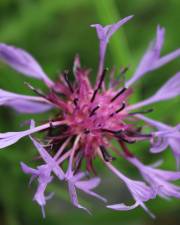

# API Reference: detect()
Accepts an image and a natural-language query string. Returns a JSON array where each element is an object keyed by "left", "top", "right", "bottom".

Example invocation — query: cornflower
[{"left": 0, "top": 15, "right": 180, "bottom": 218}]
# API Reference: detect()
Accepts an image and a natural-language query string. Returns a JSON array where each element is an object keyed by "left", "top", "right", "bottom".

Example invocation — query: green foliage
[{"left": 0, "top": 0, "right": 179, "bottom": 224}]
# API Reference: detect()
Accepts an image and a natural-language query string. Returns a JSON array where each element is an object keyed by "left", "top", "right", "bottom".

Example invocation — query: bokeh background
[{"left": 0, "top": 0, "right": 179, "bottom": 225}]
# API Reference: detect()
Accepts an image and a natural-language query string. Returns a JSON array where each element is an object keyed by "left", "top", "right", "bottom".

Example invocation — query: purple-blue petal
[{"left": 0, "top": 43, "right": 54, "bottom": 87}]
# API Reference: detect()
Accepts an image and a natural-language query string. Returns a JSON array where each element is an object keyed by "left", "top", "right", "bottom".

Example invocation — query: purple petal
[
  {"left": 136, "top": 114, "right": 169, "bottom": 130},
  {"left": 70, "top": 172, "right": 85, "bottom": 183},
  {"left": 105, "top": 162, "right": 155, "bottom": 216},
  {"left": 137, "top": 115, "right": 180, "bottom": 169},
  {"left": 126, "top": 179, "right": 156, "bottom": 202},
  {"left": 78, "top": 187, "right": 107, "bottom": 203},
  {"left": 152, "top": 72, "right": 180, "bottom": 101},
  {"left": 152, "top": 48, "right": 180, "bottom": 70},
  {"left": 0, "top": 43, "right": 54, "bottom": 87},
  {"left": 128, "top": 72, "right": 180, "bottom": 110},
  {"left": 168, "top": 138, "right": 180, "bottom": 170},
  {"left": 107, "top": 202, "right": 155, "bottom": 219},
  {"left": 0, "top": 119, "right": 66, "bottom": 149},
  {"left": 0, "top": 89, "right": 52, "bottom": 113},
  {"left": 153, "top": 168, "right": 180, "bottom": 181},
  {"left": 7, "top": 99, "right": 52, "bottom": 114},
  {"left": 76, "top": 177, "right": 100, "bottom": 190},
  {"left": 30, "top": 137, "right": 64, "bottom": 180},
  {"left": 68, "top": 181, "right": 90, "bottom": 213},
  {"left": 126, "top": 26, "right": 180, "bottom": 87},
  {"left": 91, "top": 16, "right": 133, "bottom": 83},
  {"left": 150, "top": 137, "right": 169, "bottom": 153},
  {"left": 34, "top": 174, "right": 53, "bottom": 206},
  {"left": 107, "top": 201, "right": 155, "bottom": 218},
  {"left": 0, "top": 131, "right": 30, "bottom": 148},
  {"left": 126, "top": 26, "right": 165, "bottom": 87},
  {"left": 66, "top": 169, "right": 106, "bottom": 205},
  {"left": 76, "top": 177, "right": 107, "bottom": 202},
  {"left": 65, "top": 170, "right": 88, "bottom": 211},
  {"left": 0, "top": 121, "right": 54, "bottom": 149},
  {"left": 107, "top": 202, "right": 139, "bottom": 210},
  {"left": 20, "top": 161, "right": 54, "bottom": 218},
  {"left": 127, "top": 157, "right": 180, "bottom": 199},
  {"left": 107, "top": 189, "right": 155, "bottom": 218},
  {"left": 91, "top": 15, "right": 133, "bottom": 42},
  {"left": 34, "top": 169, "right": 53, "bottom": 218},
  {"left": 106, "top": 192, "right": 155, "bottom": 219},
  {"left": 20, "top": 162, "right": 38, "bottom": 176},
  {"left": 128, "top": 157, "right": 180, "bottom": 181},
  {"left": 150, "top": 159, "right": 164, "bottom": 168}
]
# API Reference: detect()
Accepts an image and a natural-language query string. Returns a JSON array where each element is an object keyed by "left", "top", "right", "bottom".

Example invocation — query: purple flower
[{"left": 0, "top": 16, "right": 180, "bottom": 218}]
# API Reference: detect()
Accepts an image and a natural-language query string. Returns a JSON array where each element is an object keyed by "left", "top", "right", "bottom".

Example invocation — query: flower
[{"left": 0, "top": 16, "right": 180, "bottom": 218}]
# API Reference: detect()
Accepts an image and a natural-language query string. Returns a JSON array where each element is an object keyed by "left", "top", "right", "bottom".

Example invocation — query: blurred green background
[{"left": 0, "top": 0, "right": 179, "bottom": 225}]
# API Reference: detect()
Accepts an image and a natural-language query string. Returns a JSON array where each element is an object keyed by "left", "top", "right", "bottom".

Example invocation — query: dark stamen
[
  {"left": 128, "top": 132, "right": 152, "bottom": 139},
  {"left": 101, "top": 129, "right": 122, "bottom": 135},
  {"left": 73, "top": 98, "right": 78, "bottom": 106},
  {"left": 110, "top": 102, "right": 126, "bottom": 117},
  {"left": 111, "top": 87, "right": 127, "bottom": 102},
  {"left": 49, "top": 121, "right": 55, "bottom": 129},
  {"left": 119, "top": 141, "right": 134, "bottom": 157},
  {"left": 63, "top": 71, "right": 73, "bottom": 93},
  {"left": 84, "top": 129, "right": 90, "bottom": 134},
  {"left": 122, "top": 130, "right": 152, "bottom": 140},
  {"left": 102, "top": 128, "right": 136, "bottom": 144},
  {"left": 129, "top": 108, "right": 154, "bottom": 115},
  {"left": 115, "top": 102, "right": 126, "bottom": 113},
  {"left": 91, "top": 69, "right": 107, "bottom": 102},
  {"left": 117, "top": 135, "right": 136, "bottom": 144},
  {"left": 89, "top": 105, "right": 100, "bottom": 117},
  {"left": 100, "top": 145, "right": 116, "bottom": 162},
  {"left": 24, "top": 82, "right": 45, "bottom": 97}
]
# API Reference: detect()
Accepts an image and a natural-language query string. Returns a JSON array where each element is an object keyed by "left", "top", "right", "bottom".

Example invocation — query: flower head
[{"left": 0, "top": 16, "right": 180, "bottom": 218}]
